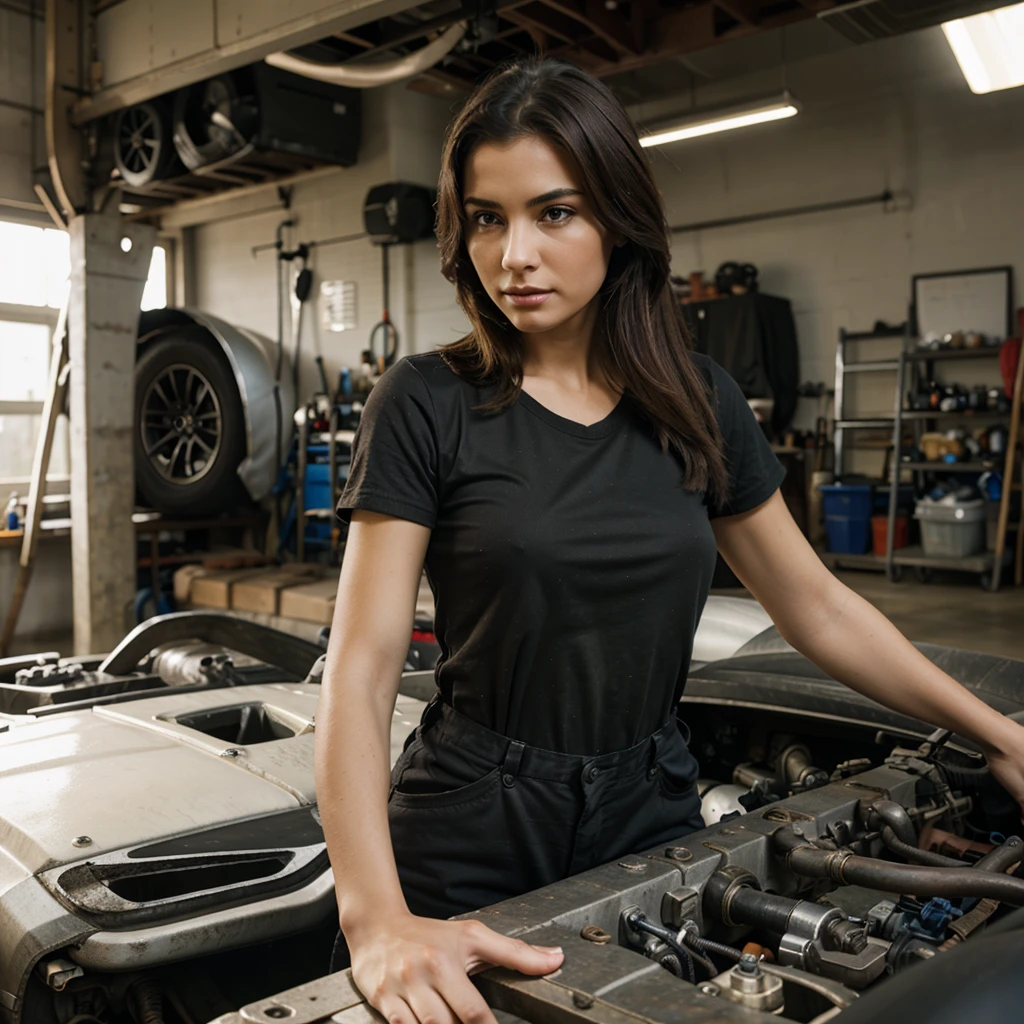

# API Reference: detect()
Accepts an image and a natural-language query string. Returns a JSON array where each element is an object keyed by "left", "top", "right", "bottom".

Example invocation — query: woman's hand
[
  {"left": 983, "top": 720, "right": 1024, "bottom": 822},
  {"left": 349, "top": 913, "right": 564, "bottom": 1024}
]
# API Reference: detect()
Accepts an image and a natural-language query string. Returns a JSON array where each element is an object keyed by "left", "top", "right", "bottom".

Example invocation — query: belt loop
[{"left": 502, "top": 740, "right": 525, "bottom": 788}]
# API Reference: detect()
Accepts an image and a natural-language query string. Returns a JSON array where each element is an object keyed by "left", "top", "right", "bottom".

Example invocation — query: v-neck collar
[{"left": 515, "top": 388, "right": 629, "bottom": 438}]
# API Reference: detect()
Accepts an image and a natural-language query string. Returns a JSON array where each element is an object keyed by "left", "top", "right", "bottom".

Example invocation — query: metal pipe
[
  {"left": 775, "top": 827, "right": 1024, "bottom": 905},
  {"left": 669, "top": 190, "right": 898, "bottom": 235}
]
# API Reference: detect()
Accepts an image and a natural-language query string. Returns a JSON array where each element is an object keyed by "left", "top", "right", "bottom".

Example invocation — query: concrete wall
[
  {"left": 192, "top": 82, "right": 469, "bottom": 400},
  {"left": 0, "top": 4, "right": 45, "bottom": 215},
  {"left": 636, "top": 25, "right": 1024, "bottom": 467},
  {"left": 190, "top": 27, "right": 1024, "bottom": 478}
]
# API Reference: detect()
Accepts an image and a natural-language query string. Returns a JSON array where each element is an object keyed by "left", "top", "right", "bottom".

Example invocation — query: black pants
[{"left": 330, "top": 696, "right": 704, "bottom": 970}]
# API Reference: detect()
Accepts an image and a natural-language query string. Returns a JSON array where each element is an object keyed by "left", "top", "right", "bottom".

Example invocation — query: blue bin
[{"left": 819, "top": 484, "right": 873, "bottom": 554}]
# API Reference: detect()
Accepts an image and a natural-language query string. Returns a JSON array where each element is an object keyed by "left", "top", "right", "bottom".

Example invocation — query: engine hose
[
  {"left": 679, "top": 931, "right": 744, "bottom": 963},
  {"left": 880, "top": 825, "right": 967, "bottom": 868},
  {"left": 678, "top": 942, "right": 718, "bottom": 980},
  {"left": 975, "top": 835, "right": 1024, "bottom": 874},
  {"left": 130, "top": 980, "right": 165, "bottom": 1024},
  {"left": 625, "top": 912, "right": 698, "bottom": 982},
  {"left": 869, "top": 799, "right": 918, "bottom": 847},
  {"left": 774, "top": 827, "right": 1024, "bottom": 905}
]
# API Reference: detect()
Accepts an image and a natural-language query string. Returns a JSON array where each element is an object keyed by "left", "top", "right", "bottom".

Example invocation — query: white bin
[{"left": 914, "top": 499, "right": 986, "bottom": 559}]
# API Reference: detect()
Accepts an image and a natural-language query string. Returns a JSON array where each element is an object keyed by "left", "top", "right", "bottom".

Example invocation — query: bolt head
[
  {"left": 221, "top": 747, "right": 242, "bottom": 758},
  {"left": 72, "top": 836, "right": 92, "bottom": 848}
]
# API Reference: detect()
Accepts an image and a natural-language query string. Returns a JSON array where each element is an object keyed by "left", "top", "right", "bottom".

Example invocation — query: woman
[{"left": 317, "top": 55, "right": 1024, "bottom": 1024}]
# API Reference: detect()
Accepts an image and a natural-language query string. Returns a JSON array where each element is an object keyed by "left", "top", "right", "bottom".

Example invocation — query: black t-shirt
[{"left": 336, "top": 351, "right": 784, "bottom": 755}]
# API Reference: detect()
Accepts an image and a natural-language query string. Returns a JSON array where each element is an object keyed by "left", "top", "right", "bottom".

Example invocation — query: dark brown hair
[{"left": 435, "top": 55, "right": 728, "bottom": 501}]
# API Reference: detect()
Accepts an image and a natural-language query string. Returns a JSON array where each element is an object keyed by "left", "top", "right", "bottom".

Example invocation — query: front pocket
[
  {"left": 656, "top": 742, "right": 700, "bottom": 800},
  {"left": 389, "top": 765, "right": 502, "bottom": 809}
]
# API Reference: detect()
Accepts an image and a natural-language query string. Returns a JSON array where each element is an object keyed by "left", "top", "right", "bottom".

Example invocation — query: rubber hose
[
  {"left": 870, "top": 799, "right": 918, "bottom": 847},
  {"left": 626, "top": 913, "right": 698, "bottom": 982},
  {"left": 676, "top": 939, "right": 717, "bottom": 979},
  {"left": 880, "top": 825, "right": 967, "bottom": 868},
  {"left": 774, "top": 827, "right": 1024, "bottom": 905},
  {"left": 682, "top": 933, "right": 744, "bottom": 962},
  {"left": 975, "top": 836, "right": 1024, "bottom": 874},
  {"left": 130, "top": 981, "right": 165, "bottom": 1024}
]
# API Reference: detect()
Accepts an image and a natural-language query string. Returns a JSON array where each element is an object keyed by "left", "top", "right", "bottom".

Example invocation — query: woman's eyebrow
[{"left": 463, "top": 187, "right": 584, "bottom": 210}]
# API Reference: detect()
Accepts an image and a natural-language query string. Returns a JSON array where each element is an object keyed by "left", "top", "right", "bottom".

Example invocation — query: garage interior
[
  {"left": 5, "top": 0, "right": 1023, "bottom": 659},
  {"left": 2, "top": 1, "right": 1024, "bottom": 1022}
]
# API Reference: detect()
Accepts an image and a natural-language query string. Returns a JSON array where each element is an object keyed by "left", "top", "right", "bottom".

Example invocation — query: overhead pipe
[{"left": 265, "top": 22, "right": 467, "bottom": 89}]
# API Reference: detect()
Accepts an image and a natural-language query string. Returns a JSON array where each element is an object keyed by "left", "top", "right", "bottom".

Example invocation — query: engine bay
[
  {"left": 5, "top": 617, "right": 1023, "bottom": 1024},
  {"left": 210, "top": 721, "right": 1024, "bottom": 1024}
]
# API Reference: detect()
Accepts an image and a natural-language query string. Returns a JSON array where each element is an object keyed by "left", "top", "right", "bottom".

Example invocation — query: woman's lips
[{"left": 505, "top": 291, "right": 552, "bottom": 307}]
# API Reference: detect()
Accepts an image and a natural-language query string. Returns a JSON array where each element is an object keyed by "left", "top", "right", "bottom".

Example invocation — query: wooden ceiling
[{"left": 309, "top": 0, "right": 848, "bottom": 97}]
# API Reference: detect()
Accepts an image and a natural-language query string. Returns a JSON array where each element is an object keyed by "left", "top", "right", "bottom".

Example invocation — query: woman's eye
[
  {"left": 474, "top": 211, "right": 499, "bottom": 226},
  {"left": 544, "top": 206, "right": 574, "bottom": 223}
]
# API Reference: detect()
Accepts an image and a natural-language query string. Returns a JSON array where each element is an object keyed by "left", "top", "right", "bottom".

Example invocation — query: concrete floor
[{"left": 717, "top": 568, "right": 1024, "bottom": 662}]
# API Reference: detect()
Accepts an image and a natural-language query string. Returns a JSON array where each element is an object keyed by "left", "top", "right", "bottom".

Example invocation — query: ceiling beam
[
  {"left": 714, "top": 0, "right": 762, "bottom": 27},
  {"left": 537, "top": 0, "right": 643, "bottom": 56}
]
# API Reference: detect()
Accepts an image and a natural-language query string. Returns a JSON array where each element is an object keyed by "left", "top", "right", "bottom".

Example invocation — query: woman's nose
[{"left": 501, "top": 222, "right": 541, "bottom": 272}]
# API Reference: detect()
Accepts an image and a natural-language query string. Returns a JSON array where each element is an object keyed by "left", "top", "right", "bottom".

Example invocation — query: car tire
[
  {"left": 134, "top": 328, "right": 248, "bottom": 515},
  {"left": 113, "top": 99, "right": 185, "bottom": 187}
]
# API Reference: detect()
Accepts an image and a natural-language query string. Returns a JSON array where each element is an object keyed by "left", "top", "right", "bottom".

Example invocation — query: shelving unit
[
  {"left": 885, "top": 344, "right": 1024, "bottom": 590},
  {"left": 824, "top": 325, "right": 908, "bottom": 574}
]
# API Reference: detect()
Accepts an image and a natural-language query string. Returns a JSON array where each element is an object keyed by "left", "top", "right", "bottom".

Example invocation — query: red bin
[{"left": 872, "top": 514, "right": 908, "bottom": 556}]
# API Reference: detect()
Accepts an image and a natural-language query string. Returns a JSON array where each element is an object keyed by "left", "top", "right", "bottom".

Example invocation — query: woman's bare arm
[
  {"left": 316, "top": 510, "right": 563, "bottom": 1024},
  {"left": 711, "top": 492, "right": 1024, "bottom": 815}
]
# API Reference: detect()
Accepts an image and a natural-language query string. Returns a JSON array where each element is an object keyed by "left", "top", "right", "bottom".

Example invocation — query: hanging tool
[{"left": 367, "top": 243, "right": 399, "bottom": 374}]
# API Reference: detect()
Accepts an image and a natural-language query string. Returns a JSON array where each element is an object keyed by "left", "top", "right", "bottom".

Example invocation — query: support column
[{"left": 69, "top": 213, "right": 155, "bottom": 654}]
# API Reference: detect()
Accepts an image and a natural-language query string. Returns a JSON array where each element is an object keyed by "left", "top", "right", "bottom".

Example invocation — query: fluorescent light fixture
[
  {"left": 639, "top": 92, "right": 800, "bottom": 148},
  {"left": 942, "top": 2, "right": 1024, "bottom": 95}
]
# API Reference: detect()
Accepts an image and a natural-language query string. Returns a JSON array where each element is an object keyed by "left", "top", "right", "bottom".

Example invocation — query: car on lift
[
  {"left": 132, "top": 309, "right": 292, "bottom": 516},
  {"left": 1, "top": 601, "right": 1022, "bottom": 1024}
]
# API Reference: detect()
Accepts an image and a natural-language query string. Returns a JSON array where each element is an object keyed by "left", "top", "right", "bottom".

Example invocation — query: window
[{"left": 0, "top": 220, "right": 168, "bottom": 484}]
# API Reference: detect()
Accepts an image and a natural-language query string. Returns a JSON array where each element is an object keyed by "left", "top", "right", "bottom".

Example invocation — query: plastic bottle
[{"left": 5, "top": 492, "right": 19, "bottom": 531}]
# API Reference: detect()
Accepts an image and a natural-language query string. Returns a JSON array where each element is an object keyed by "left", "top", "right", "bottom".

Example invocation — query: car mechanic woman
[{"left": 315, "top": 55, "right": 1024, "bottom": 1024}]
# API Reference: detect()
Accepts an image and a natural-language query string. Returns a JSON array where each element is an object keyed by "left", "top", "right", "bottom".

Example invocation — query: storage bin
[
  {"left": 915, "top": 499, "right": 985, "bottom": 559},
  {"left": 819, "top": 484, "right": 873, "bottom": 554},
  {"left": 871, "top": 514, "right": 909, "bottom": 556}
]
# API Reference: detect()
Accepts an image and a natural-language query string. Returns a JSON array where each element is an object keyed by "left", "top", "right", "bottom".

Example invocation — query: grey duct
[{"left": 265, "top": 22, "right": 467, "bottom": 89}]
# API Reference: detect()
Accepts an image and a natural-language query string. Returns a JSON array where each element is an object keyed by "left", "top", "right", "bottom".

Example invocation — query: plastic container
[
  {"left": 819, "top": 484, "right": 873, "bottom": 554},
  {"left": 915, "top": 499, "right": 986, "bottom": 558},
  {"left": 871, "top": 514, "right": 909, "bottom": 556}
]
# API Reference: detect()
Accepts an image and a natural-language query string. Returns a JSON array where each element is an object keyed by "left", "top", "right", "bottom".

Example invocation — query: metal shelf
[
  {"left": 901, "top": 461, "right": 998, "bottom": 472},
  {"left": 901, "top": 409, "right": 1009, "bottom": 420},
  {"left": 835, "top": 418, "right": 895, "bottom": 429},
  {"left": 843, "top": 360, "right": 901, "bottom": 373},
  {"left": 907, "top": 347, "right": 1003, "bottom": 362},
  {"left": 891, "top": 545, "right": 1011, "bottom": 573}
]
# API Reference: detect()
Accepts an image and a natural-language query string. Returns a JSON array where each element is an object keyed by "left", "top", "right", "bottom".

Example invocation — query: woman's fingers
[
  {"left": 436, "top": 967, "right": 499, "bottom": 1024},
  {"left": 405, "top": 985, "right": 461, "bottom": 1024},
  {"left": 461, "top": 920, "right": 564, "bottom": 976},
  {"left": 377, "top": 995, "right": 417, "bottom": 1024}
]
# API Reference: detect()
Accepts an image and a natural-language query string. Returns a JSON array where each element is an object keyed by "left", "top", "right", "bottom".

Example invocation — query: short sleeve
[
  {"left": 701, "top": 356, "right": 786, "bottom": 519},
  {"left": 335, "top": 358, "right": 439, "bottom": 528}
]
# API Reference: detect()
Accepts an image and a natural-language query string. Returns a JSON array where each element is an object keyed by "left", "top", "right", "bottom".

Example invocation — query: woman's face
[{"left": 462, "top": 134, "right": 620, "bottom": 340}]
